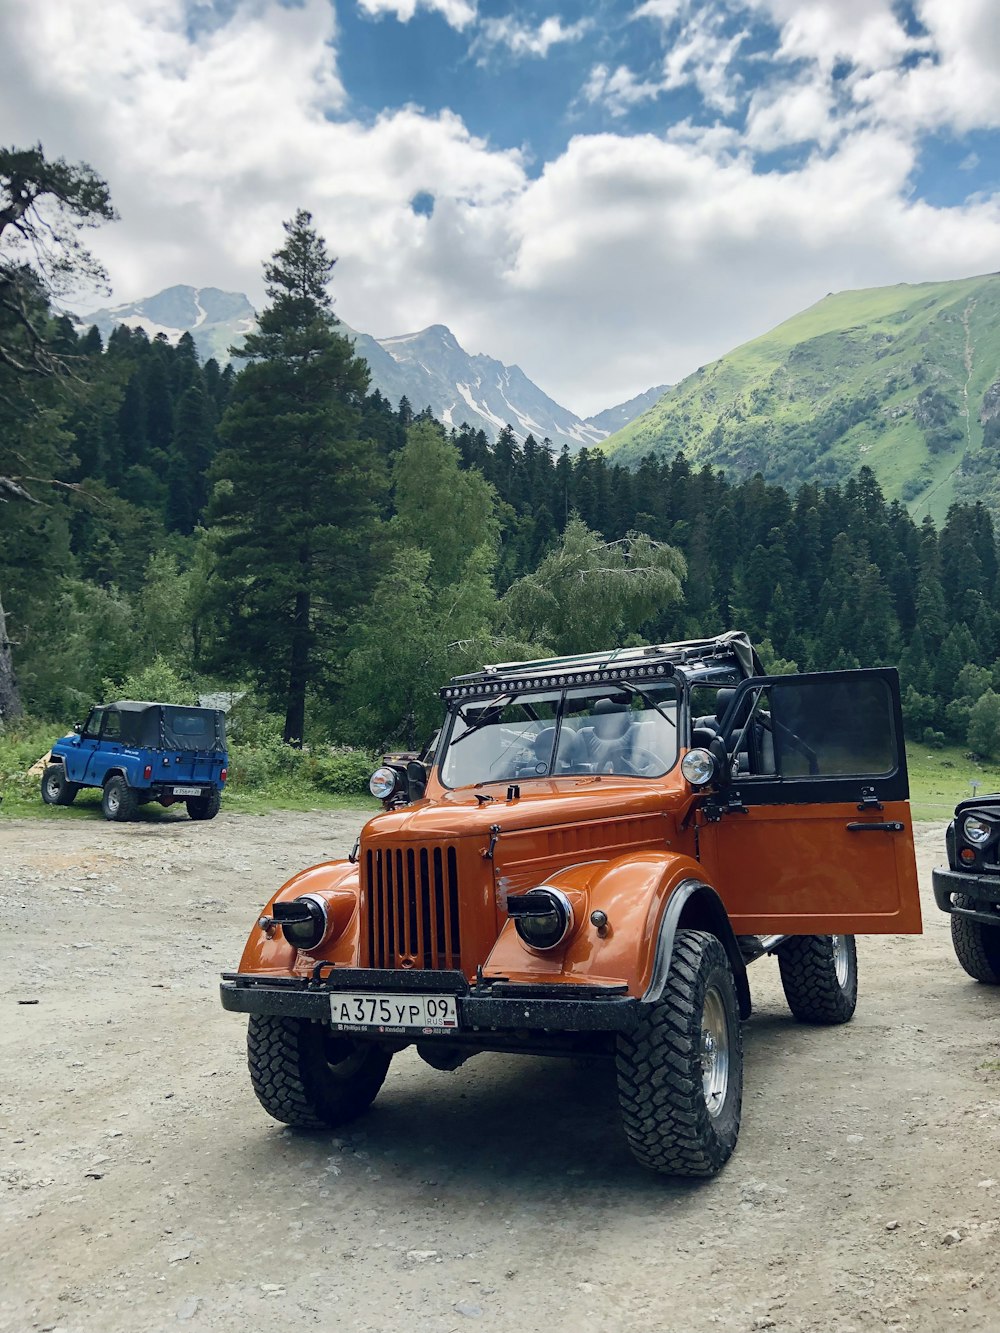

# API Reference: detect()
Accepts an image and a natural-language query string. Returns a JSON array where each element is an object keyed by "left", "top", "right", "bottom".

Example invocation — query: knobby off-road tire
[
  {"left": 778, "top": 934, "right": 858, "bottom": 1024},
  {"left": 616, "top": 929, "right": 743, "bottom": 1177},
  {"left": 186, "top": 788, "right": 221, "bottom": 821},
  {"left": 41, "top": 764, "right": 80, "bottom": 806},
  {"left": 101, "top": 775, "right": 139, "bottom": 822},
  {"left": 247, "top": 1015, "right": 392, "bottom": 1129},
  {"left": 951, "top": 896, "right": 1000, "bottom": 984}
]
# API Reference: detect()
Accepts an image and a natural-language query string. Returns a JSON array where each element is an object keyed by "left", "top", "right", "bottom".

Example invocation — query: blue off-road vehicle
[{"left": 41, "top": 701, "right": 228, "bottom": 822}]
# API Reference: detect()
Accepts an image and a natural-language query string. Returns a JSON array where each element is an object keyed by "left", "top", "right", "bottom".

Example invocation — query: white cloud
[
  {"left": 744, "top": 76, "right": 842, "bottom": 151},
  {"left": 745, "top": 0, "right": 916, "bottom": 75},
  {"left": 660, "top": 8, "right": 747, "bottom": 114},
  {"left": 590, "top": 1, "right": 748, "bottom": 118},
  {"left": 477, "top": 15, "right": 591, "bottom": 60},
  {"left": 583, "top": 64, "right": 664, "bottom": 117},
  {"left": 356, "top": 0, "right": 477, "bottom": 30},
  {"left": 2, "top": 0, "right": 1000, "bottom": 417}
]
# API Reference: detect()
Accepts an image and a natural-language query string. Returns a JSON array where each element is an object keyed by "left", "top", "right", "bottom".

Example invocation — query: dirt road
[{"left": 2, "top": 810, "right": 999, "bottom": 1333}]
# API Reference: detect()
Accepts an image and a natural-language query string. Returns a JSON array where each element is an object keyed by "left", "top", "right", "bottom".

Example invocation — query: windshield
[{"left": 439, "top": 682, "right": 680, "bottom": 789}]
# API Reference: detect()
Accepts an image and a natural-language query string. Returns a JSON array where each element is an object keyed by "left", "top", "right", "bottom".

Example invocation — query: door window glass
[
  {"left": 103, "top": 712, "right": 121, "bottom": 740},
  {"left": 82, "top": 710, "right": 103, "bottom": 740},
  {"left": 724, "top": 676, "right": 899, "bottom": 779}
]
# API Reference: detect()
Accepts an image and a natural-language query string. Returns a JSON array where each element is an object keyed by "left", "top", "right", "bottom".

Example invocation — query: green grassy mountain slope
[{"left": 603, "top": 274, "right": 1000, "bottom": 522}]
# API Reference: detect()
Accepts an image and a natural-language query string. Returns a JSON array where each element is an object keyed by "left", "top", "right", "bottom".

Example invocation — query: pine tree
[{"left": 207, "top": 210, "right": 382, "bottom": 743}]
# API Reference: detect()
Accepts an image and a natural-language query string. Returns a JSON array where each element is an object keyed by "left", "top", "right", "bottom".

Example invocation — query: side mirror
[
  {"left": 405, "top": 760, "right": 428, "bottom": 802},
  {"left": 72, "top": 722, "right": 82, "bottom": 734}
]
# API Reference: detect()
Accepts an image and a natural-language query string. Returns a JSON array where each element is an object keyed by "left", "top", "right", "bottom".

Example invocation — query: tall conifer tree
[{"left": 208, "top": 210, "right": 381, "bottom": 743}]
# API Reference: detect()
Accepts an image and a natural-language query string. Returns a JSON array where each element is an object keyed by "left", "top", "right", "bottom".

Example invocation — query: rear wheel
[
  {"left": 186, "top": 789, "right": 221, "bottom": 821},
  {"left": 616, "top": 929, "right": 743, "bottom": 1177},
  {"left": 247, "top": 1016, "right": 393, "bottom": 1129},
  {"left": 101, "top": 775, "right": 138, "bottom": 822},
  {"left": 778, "top": 934, "right": 858, "bottom": 1024},
  {"left": 41, "top": 764, "right": 80, "bottom": 806},
  {"left": 951, "top": 896, "right": 1000, "bottom": 984}
]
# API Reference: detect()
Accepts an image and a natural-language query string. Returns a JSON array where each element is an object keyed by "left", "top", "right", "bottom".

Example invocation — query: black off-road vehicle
[{"left": 933, "top": 797, "right": 1000, "bottom": 982}]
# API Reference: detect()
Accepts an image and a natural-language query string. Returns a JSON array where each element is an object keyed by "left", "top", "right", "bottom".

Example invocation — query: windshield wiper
[
  {"left": 618, "top": 682, "right": 676, "bottom": 729},
  {"left": 448, "top": 693, "right": 516, "bottom": 746}
]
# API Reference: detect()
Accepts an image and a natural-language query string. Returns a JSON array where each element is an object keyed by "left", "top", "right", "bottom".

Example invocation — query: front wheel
[
  {"left": 41, "top": 764, "right": 80, "bottom": 806},
  {"left": 778, "top": 934, "right": 858, "bottom": 1024},
  {"left": 951, "top": 897, "right": 1000, "bottom": 983},
  {"left": 247, "top": 1015, "right": 393, "bottom": 1129},
  {"left": 186, "top": 789, "right": 221, "bottom": 821},
  {"left": 101, "top": 775, "right": 138, "bottom": 822},
  {"left": 616, "top": 929, "right": 743, "bottom": 1177}
]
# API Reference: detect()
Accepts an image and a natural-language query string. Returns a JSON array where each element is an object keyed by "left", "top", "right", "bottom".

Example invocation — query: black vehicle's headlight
[
  {"left": 506, "top": 888, "right": 574, "bottom": 951},
  {"left": 272, "top": 895, "right": 328, "bottom": 950},
  {"left": 369, "top": 766, "right": 399, "bottom": 800},
  {"left": 963, "top": 815, "right": 992, "bottom": 845}
]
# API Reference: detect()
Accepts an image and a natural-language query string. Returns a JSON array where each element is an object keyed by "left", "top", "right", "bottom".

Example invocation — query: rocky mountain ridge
[{"left": 78, "top": 286, "right": 663, "bottom": 453}]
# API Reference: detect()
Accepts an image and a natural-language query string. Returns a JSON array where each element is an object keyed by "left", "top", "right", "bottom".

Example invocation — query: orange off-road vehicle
[{"left": 220, "top": 633, "right": 921, "bottom": 1176}]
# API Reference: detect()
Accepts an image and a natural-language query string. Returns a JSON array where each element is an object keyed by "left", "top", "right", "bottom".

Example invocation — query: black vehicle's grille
[{"left": 364, "top": 845, "right": 461, "bottom": 969}]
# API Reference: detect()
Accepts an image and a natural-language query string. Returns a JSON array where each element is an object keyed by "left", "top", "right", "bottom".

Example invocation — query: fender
[
  {"left": 643, "top": 878, "right": 751, "bottom": 1019},
  {"left": 237, "top": 859, "right": 361, "bottom": 976},
  {"left": 482, "top": 851, "right": 747, "bottom": 1004}
]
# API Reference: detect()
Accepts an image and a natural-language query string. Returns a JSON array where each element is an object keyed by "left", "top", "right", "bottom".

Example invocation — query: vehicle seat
[
  {"left": 587, "top": 699, "right": 634, "bottom": 773},
  {"left": 553, "top": 726, "right": 586, "bottom": 772},
  {"left": 532, "top": 727, "right": 556, "bottom": 770}
]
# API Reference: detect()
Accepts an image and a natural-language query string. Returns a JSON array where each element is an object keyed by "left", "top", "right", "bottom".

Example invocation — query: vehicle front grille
[{"left": 364, "top": 844, "right": 462, "bottom": 969}]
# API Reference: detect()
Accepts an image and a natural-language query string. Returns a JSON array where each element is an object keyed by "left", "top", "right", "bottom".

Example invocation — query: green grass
[
  {"left": 905, "top": 740, "right": 1000, "bottom": 820},
  {"left": 0, "top": 783, "right": 377, "bottom": 821}
]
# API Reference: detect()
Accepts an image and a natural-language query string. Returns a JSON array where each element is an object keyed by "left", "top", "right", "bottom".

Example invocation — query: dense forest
[{"left": 4, "top": 146, "right": 1000, "bottom": 760}]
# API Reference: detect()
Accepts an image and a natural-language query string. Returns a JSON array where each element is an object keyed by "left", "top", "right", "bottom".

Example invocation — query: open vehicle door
[{"left": 695, "top": 668, "right": 921, "bottom": 935}]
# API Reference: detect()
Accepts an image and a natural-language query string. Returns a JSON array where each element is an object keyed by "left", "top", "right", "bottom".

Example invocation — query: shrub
[{"left": 308, "top": 749, "right": 378, "bottom": 795}]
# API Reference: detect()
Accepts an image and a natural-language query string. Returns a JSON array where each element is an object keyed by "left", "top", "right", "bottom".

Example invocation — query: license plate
[
  {"left": 330, "top": 992, "right": 459, "bottom": 1033},
  {"left": 171, "top": 786, "right": 202, "bottom": 796}
]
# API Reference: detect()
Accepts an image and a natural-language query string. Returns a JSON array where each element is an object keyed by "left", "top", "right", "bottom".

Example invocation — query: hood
[{"left": 362, "top": 775, "right": 684, "bottom": 842}]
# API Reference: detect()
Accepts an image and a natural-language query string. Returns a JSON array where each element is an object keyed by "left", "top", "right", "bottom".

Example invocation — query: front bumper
[
  {"left": 932, "top": 866, "right": 1000, "bottom": 927},
  {"left": 220, "top": 968, "right": 639, "bottom": 1034}
]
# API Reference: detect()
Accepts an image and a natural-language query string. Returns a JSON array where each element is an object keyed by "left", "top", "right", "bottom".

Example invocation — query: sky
[{"left": 2, "top": 0, "right": 1000, "bottom": 416}]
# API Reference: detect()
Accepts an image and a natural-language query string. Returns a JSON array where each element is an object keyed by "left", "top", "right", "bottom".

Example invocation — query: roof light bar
[{"left": 440, "top": 660, "right": 679, "bottom": 701}]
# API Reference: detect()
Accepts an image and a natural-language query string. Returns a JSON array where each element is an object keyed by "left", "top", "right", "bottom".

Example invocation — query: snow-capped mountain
[
  {"left": 79, "top": 285, "right": 256, "bottom": 365},
  {"left": 585, "top": 384, "right": 671, "bottom": 435},
  {"left": 77, "top": 286, "right": 663, "bottom": 452},
  {"left": 343, "top": 322, "right": 610, "bottom": 452}
]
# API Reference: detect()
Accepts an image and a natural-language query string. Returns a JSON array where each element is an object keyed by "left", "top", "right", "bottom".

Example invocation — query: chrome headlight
[
  {"left": 963, "top": 815, "right": 992, "bottom": 845},
  {"left": 681, "top": 747, "right": 716, "bottom": 786},
  {"left": 272, "top": 895, "right": 328, "bottom": 950},
  {"left": 369, "top": 766, "right": 399, "bottom": 800},
  {"left": 507, "top": 888, "right": 574, "bottom": 951}
]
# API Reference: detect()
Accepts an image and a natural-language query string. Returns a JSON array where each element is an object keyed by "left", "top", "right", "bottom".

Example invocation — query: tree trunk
[
  {"left": 0, "top": 583, "right": 24, "bottom": 722},
  {"left": 283, "top": 585, "right": 310, "bottom": 746}
]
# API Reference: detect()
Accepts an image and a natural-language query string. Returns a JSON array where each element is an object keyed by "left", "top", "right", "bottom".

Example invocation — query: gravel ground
[{"left": 2, "top": 809, "right": 999, "bottom": 1333}]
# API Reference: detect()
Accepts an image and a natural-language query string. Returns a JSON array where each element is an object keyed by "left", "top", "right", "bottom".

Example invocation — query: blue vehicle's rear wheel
[
  {"left": 186, "top": 789, "right": 221, "bottom": 820},
  {"left": 101, "top": 775, "right": 138, "bottom": 821},
  {"left": 41, "top": 764, "right": 80, "bottom": 806}
]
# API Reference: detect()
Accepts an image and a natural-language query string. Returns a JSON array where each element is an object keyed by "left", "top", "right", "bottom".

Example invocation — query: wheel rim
[
  {"left": 832, "top": 935, "right": 851, "bottom": 988},
  {"left": 322, "top": 1033, "right": 371, "bottom": 1082},
  {"left": 45, "top": 775, "right": 59, "bottom": 798},
  {"left": 106, "top": 786, "right": 119, "bottom": 813},
  {"left": 700, "top": 985, "right": 730, "bottom": 1117}
]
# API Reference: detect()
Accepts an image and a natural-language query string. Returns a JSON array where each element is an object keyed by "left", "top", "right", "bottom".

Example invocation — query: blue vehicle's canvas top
[{"left": 91, "top": 702, "right": 226, "bottom": 751}]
